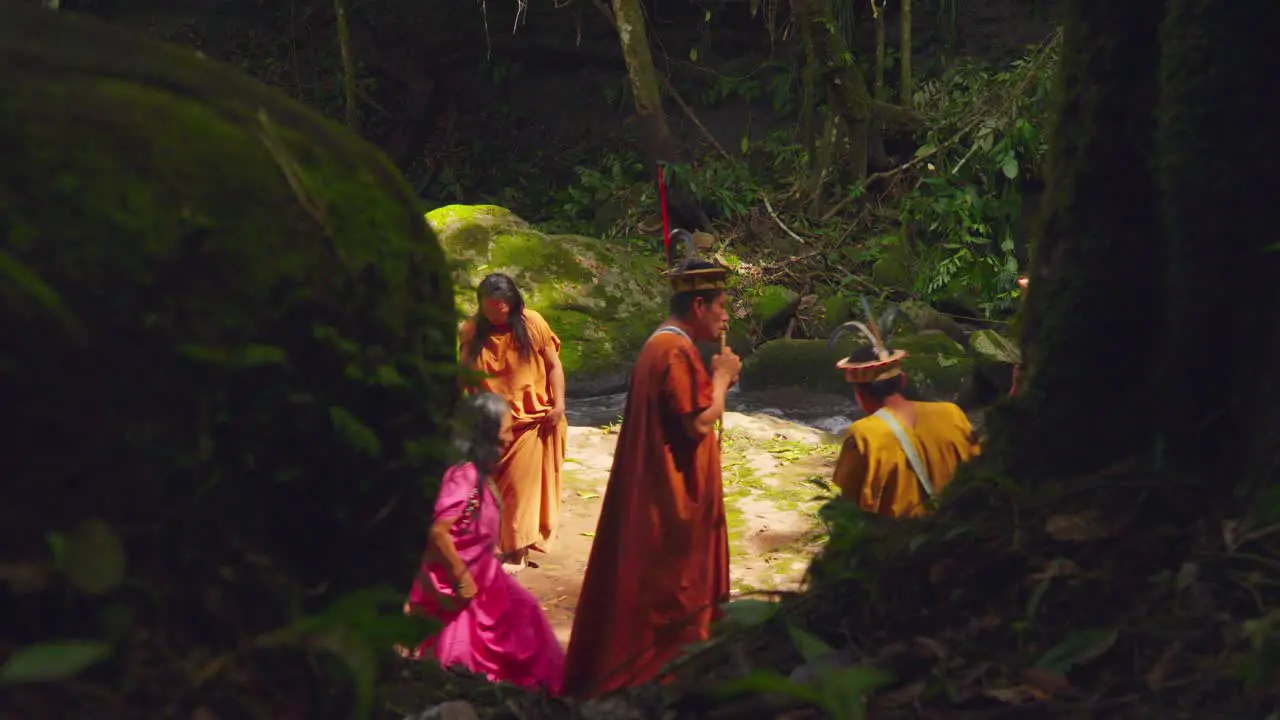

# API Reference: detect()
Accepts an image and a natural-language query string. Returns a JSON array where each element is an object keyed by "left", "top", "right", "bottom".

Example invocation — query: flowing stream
[{"left": 565, "top": 386, "right": 859, "bottom": 435}]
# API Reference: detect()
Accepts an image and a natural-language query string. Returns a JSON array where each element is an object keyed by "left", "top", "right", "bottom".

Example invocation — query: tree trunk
[
  {"left": 791, "top": 0, "right": 872, "bottom": 179},
  {"left": 611, "top": 0, "right": 677, "bottom": 163},
  {"left": 333, "top": 0, "right": 359, "bottom": 132},
  {"left": 873, "top": 0, "right": 886, "bottom": 100},
  {"left": 898, "top": 0, "right": 911, "bottom": 107},
  {"left": 984, "top": 0, "right": 1168, "bottom": 480},
  {"left": 986, "top": 0, "right": 1280, "bottom": 505},
  {"left": 1156, "top": 0, "right": 1280, "bottom": 497}
]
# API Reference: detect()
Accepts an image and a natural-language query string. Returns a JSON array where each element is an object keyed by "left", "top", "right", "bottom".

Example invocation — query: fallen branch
[
  {"left": 819, "top": 113, "right": 986, "bottom": 222},
  {"left": 658, "top": 75, "right": 809, "bottom": 246},
  {"left": 819, "top": 30, "right": 1061, "bottom": 222},
  {"left": 761, "top": 193, "right": 807, "bottom": 245},
  {"left": 659, "top": 75, "right": 731, "bottom": 159}
]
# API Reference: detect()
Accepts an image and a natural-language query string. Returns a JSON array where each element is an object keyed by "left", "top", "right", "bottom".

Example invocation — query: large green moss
[
  {"left": 739, "top": 331, "right": 974, "bottom": 399},
  {"left": 427, "top": 204, "right": 668, "bottom": 381},
  {"left": 0, "top": 3, "right": 456, "bottom": 710}
]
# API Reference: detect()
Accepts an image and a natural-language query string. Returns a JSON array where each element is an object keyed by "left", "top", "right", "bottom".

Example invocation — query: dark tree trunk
[
  {"left": 791, "top": 0, "right": 872, "bottom": 180},
  {"left": 1156, "top": 0, "right": 1280, "bottom": 497},
  {"left": 986, "top": 0, "right": 1169, "bottom": 481}
]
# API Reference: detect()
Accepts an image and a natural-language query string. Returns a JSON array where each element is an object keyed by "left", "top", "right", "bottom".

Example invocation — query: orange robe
[
  {"left": 459, "top": 309, "right": 567, "bottom": 554},
  {"left": 831, "top": 401, "right": 980, "bottom": 518},
  {"left": 562, "top": 328, "right": 730, "bottom": 698}
]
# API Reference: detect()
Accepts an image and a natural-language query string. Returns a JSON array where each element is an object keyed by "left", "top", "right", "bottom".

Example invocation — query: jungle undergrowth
[{"left": 439, "top": 32, "right": 1060, "bottom": 326}]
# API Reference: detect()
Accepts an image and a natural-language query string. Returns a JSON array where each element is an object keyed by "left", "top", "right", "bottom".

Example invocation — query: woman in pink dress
[{"left": 402, "top": 392, "right": 564, "bottom": 694}]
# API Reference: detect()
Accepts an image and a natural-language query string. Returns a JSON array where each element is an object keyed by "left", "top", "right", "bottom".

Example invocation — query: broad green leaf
[
  {"left": 62, "top": 519, "right": 126, "bottom": 596},
  {"left": 785, "top": 622, "right": 834, "bottom": 663},
  {"left": 1034, "top": 627, "right": 1119, "bottom": 674},
  {"left": 178, "top": 344, "right": 288, "bottom": 367},
  {"left": 313, "top": 628, "right": 376, "bottom": 719},
  {"left": 816, "top": 665, "right": 892, "bottom": 720},
  {"left": 1001, "top": 156, "right": 1019, "bottom": 179},
  {"left": 329, "top": 406, "right": 382, "bottom": 458},
  {"left": 0, "top": 249, "right": 85, "bottom": 339},
  {"left": 718, "top": 669, "right": 823, "bottom": 704},
  {"left": 0, "top": 640, "right": 111, "bottom": 685},
  {"left": 719, "top": 598, "right": 779, "bottom": 628}
]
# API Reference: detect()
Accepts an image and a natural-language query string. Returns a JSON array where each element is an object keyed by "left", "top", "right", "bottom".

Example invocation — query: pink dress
[{"left": 405, "top": 462, "right": 564, "bottom": 694}]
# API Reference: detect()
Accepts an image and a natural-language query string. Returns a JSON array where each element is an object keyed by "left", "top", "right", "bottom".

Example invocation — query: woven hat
[
  {"left": 829, "top": 297, "right": 908, "bottom": 383},
  {"left": 663, "top": 228, "right": 729, "bottom": 293}
]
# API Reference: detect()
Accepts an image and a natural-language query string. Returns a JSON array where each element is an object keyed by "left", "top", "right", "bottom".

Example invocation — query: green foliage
[
  {"left": 718, "top": 597, "right": 892, "bottom": 720},
  {"left": 556, "top": 150, "right": 646, "bottom": 224},
  {"left": 893, "top": 34, "right": 1059, "bottom": 315},
  {"left": 0, "top": 641, "right": 113, "bottom": 686}
]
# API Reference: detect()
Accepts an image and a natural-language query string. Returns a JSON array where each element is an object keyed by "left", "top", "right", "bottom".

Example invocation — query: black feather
[{"left": 668, "top": 228, "right": 696, "bottom": 266}]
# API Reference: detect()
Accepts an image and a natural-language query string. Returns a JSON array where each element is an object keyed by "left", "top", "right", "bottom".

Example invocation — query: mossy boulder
[
  {"left": 810, "top": 294, "right": 853, "bottom": 336},
  {"left": 1, "top": 3, "right": 455, "bottom": 709},
  {"left": 870, "top": 239, "right": 917, "bottom": 293},
  {"left": 747, "top": 284, "right": 801, "bottom": 340},
  {"left": 427, "top": 204, "right": 667, "bottom": 393},
  {"left": 739, "top": 330, "right": 973, "bottom": 399},
  {"left": 970, "top": 328, "right": 1021, "bottom": 366},
  {"left": 968, "top": 328, "right": 1022, "bottom": 397},
  {"left": 896, "top": 299, "right": 967, "bottom": 344}
]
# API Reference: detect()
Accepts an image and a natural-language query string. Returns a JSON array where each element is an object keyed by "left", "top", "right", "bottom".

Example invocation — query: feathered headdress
[
  {"left": 663, "top": 228, "right": 728, "bottom": 293},
  {"left": 828, "top": 296, "right": 908, "bottom": 383}
]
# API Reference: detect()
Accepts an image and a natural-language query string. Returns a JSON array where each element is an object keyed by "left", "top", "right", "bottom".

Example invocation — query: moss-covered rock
[
  {"left": 896, "top": 299, "right": 967, "bottom": 344},
  {"left": 739, "top": 331, "right": 973, "bottom": 399},
  {"left": 811, "top": 294, "right": 853, "bottom": 335},
  {"left": 428, "top": 204, "right": 668, "bottom": 390},
  {"left": 870, "top": 239, "right": 917, "bottom": 293},
  {"left": 748, "top": 284, "right": 801, "bottom": 339},
  {"left": 0, "top": 3, "right": 456, "bottom": 710},
  {"left": 969, "top": 328, "right": 1022, "bottom": 366}
]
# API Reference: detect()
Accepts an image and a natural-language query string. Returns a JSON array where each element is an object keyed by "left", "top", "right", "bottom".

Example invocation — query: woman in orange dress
[{"left": 459, "top": 273, "right": 567, "bottom": 573}]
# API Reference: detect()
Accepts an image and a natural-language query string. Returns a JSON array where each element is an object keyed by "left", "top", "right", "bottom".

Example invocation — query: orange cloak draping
[
  {"left": 460, "top": 308, "right": 566, "bottom": 554},
  {"left": 562, "top": 330, "right": 730, "bottom": 698},
  {"left": 832, "top": 401, "right": 980, "bottom": 518}
]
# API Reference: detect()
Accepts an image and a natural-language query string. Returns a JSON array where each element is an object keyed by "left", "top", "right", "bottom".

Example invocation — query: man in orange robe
[
  {"left": 562, "top": 258, "right": 742, "bottom": 697},
  {"left": 459, "top": 273, "right": 567, "bottom": 572},
  {"left": 829, "top": 304, "right": 980, "bottom": 518}
]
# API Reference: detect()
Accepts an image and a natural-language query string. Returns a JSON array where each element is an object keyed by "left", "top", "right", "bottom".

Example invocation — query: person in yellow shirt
[{"left": 828, "top": 301, "right": 981, "bottom": 518}]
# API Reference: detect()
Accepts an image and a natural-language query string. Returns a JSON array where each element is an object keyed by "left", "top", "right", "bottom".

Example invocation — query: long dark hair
[
  {"left": 454, "top": 392, "right": 511, "bottom": 475},
  {"left": 451, "top": 393, "right": 509, "bottom": 527},
  {"left": 466, "top": 273, "right": 532, "bottom": 362}
]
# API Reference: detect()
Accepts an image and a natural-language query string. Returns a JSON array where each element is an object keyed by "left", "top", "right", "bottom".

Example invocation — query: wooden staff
[{"left": 719, "top": 329, "right": 727, "bottom": 450}]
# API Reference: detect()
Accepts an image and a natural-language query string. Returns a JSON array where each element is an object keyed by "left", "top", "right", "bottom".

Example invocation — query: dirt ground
[{"left": 514, "top": 413, "right": 841, "bottom": 647}]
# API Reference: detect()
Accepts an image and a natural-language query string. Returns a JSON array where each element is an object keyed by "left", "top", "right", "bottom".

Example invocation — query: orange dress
[
  {"left": 459, "top": 309, "right": 567, "bottom": 554},
  {"left": 831, "top": 401, "right": 980, "bottom": 517},
  {"left": 562, "top": 328, "right": 730, "bottom": 697}
]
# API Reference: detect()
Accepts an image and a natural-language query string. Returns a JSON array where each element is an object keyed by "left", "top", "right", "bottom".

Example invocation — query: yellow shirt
[{"left": 831, "top": 401, "right": 980, "bottom": 518}]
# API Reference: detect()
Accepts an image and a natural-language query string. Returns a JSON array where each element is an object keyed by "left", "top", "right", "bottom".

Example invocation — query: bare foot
[{"left": 501, "top": 547, "right": 533, "bottom": 574}]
